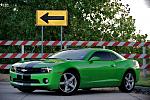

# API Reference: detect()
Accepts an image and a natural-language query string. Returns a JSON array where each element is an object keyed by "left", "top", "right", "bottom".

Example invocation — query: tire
[
  {"left": 58, "top": 71, "right": 79, "bottom": 95},
  {"left": 17, "top": 88, "right": 35, "bottom": 93},
  {"left": 119, "top": 71, "right": 135, "bottom": 92}
]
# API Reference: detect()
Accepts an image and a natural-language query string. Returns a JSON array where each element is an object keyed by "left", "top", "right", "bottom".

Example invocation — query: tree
[
  {"left": 0, "top": 0, "right": 149, "bottom": 65},
  {"left": 0, "top": 0, "right": 148, "bottom": 41}
]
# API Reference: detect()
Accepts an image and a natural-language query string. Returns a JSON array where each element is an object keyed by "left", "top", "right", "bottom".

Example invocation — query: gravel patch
[{"left": 133, "top": 86, "right": 150, "bottom": 95}]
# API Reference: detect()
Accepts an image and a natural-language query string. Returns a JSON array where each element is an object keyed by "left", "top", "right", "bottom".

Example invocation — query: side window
[
  {"left": 91, "top": 51, "right": 119, "bottom": 61},
  {"left": 110, "top": 52, "right": 119, "bottom": 60}
]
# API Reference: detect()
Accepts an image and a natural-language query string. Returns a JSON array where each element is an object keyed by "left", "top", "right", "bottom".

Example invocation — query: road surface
[{"left": 0, "top": 82, "right": 149, "bottom": 100}]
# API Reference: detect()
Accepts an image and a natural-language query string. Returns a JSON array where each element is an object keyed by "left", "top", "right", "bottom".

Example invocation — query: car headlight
[
  {"left": 41, "top": 68, "right": 52, "bottom": 73},
  {"left": 11, "top": 66, "right": 16, "bottom": 72}
]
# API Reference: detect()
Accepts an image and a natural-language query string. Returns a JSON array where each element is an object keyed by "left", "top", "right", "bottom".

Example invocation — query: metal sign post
[
  {"left": 21, "top": 45, "right": 24, "bottom": 61},
  {"left": 61, "top": 26, "right": 63, "bottom": 51},
  {"left": 142, "top": 47, "right": 146, "bottom": 78},
  {"left": 41, "top": 26, "right": 44, "bottom": 55}
]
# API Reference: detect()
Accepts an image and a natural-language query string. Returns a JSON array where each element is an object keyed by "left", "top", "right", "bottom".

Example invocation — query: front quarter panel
[
  {"left": 49, "top": 62, "right": 79, "bottom": 89},
  {"left": 51, "top": 60, "right": 91, "bottom": 89}
]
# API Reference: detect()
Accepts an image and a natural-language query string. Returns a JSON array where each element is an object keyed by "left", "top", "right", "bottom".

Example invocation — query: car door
[{"left": 86, "top": 51, "right": 120, "bottom": 87}]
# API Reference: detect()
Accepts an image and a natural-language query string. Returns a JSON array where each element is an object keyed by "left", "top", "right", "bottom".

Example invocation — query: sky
[{"left": 121, "top": 0, "right": 150, "bottom": 40}]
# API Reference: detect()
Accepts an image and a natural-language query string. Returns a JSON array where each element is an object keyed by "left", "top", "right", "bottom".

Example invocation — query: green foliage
[
  {"left": 0, "top": 0, "right": 148, "bottom": 41},
  {"left": 0, "top": 0, "right": 149, "bottom": 65}
]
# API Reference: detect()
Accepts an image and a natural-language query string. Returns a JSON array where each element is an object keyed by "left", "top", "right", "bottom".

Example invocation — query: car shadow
[{"left": 17, "top": 88, "right": 121, "bottom": 96}]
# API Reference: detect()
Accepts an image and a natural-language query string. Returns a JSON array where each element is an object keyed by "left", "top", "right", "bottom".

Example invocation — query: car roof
[
  {"left": 64, "top": 48, "right": 118, "bottom": 55},
  {"left": 66, "top": 48, "right": 114, "bottom": 52}
]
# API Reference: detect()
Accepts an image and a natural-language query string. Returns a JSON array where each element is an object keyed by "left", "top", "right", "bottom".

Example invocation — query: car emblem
[{"left": 21, "top": 69, "right": 27, "bottom": 72}]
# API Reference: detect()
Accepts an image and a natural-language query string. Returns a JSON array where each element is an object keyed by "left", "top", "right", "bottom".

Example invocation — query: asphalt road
[{"left": 0, "top": 82, "right": 149, "bottom": 100}]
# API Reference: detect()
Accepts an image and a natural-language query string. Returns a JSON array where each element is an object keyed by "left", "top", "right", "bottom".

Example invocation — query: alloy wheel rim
[
  {"left": 124, "top": 73, "right": 134, "bottom": 90},
  {"left": 59, "top": 73, "right": 77, "bottom": 93}
]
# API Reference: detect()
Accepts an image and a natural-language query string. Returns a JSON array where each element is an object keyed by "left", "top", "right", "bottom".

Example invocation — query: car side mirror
[{"left": 89, "top": 57, "right": 101, "bottom": 62}]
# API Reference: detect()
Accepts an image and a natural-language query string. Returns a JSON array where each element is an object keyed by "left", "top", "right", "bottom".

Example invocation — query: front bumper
[{"left": 10, "top": 71, "right": 61, "bottom": 90}]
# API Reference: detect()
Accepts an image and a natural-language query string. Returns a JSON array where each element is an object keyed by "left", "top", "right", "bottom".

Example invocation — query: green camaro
[{"left": 10, "top": 48, "right": 140, "bottom": 95}]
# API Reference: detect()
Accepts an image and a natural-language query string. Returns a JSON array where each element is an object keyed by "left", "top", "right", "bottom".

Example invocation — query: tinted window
[
  {"left": 91, "top": 51, "right": 119, "bottom": 61},
  {"left": 49, "top": 50, "right": 88, "bottom": 60}
]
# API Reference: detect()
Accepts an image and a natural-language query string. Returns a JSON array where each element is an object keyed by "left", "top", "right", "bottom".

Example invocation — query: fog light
[{"left": 43, "top": 78, "right": 49, "bottom": 84}]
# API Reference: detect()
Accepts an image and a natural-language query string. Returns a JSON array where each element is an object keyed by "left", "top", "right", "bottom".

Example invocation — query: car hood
[{"left": 12, "top": 59, "right": 66, "bottom": 68}]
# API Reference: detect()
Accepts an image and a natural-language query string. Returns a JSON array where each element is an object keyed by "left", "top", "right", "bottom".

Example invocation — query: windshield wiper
[
  {"left": 66, "top": 58, "right": 73, "bottom": 60},
  {"left": 48, "top": 58, "right": 65, "bottom": 60}
]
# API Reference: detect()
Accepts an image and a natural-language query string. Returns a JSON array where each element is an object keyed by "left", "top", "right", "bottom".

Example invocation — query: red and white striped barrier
[
  {"left": 0, "top": 41, "right": 150, "bottom": 47},
  {"left": 0, "top": 40, "right": 149, "bottom": 70},
  {"left": 0, "top": 53, "right": 52, "bottom": 59},
  {"left": 0, "top": 64, "right": 149, "bottom": 69},
  {"left": 0, "top": 53, "right": 149, "bottom": 59},
  {"left": 121, "top": 54, "right": 150, "bottom": 59},
  {"left": 0, "top": 64, "right": 11, "bottom": 69}
]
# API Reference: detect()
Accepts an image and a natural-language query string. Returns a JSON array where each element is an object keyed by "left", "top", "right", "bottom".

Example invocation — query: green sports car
[{"left": 10, "top": 48, "right": 140, "bottom": 95}]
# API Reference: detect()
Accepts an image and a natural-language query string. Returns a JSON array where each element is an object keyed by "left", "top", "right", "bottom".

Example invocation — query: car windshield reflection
[{"left": 49, "top": 50, "right": 88, "bottom": 60}]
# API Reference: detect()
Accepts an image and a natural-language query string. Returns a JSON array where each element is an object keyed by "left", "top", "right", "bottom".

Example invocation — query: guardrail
[{"left": 0, "top": 40, "right": 149, "bottom": 70}]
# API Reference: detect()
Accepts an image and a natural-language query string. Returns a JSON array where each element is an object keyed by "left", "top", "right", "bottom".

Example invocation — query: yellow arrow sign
[{"left": 36, "top": 10, "right": 68, "bottom": 26}]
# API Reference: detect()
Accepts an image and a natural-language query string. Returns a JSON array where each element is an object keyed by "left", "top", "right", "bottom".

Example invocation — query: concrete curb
[{"left": 0, "top": 74, "right": 9, "bottom": 82}]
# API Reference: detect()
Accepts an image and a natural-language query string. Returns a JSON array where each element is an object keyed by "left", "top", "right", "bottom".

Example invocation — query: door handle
[{"left": 111, "top": 64, "right": 116, "bottom": 67}]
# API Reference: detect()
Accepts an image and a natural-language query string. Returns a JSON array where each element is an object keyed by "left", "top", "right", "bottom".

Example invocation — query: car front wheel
[
  {"left": 119, "top": 71, "right": 135, "bottom": 92},
  {"left": 59, "top": 72, "right": 79, "bottom": 95}
]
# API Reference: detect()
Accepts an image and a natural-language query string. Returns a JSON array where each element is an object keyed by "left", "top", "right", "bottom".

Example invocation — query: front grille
[
  {"left": 16, "top": 67, "right": 43, "bottom": 74},
  {"left": 13, "top": 78, "right": 40, "bottom": 83},
  {"left": 13, "top": 74, "right": 40, "bottom": 84}
]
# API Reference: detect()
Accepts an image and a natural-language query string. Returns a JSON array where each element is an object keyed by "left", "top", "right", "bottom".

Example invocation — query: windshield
[{"left": 49, "top": 50, "right": 88, "bottom": 60}]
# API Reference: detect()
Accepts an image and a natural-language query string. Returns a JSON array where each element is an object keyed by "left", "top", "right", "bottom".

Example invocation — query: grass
[{"left": 136, "top": 74, "right": 150, "bottom": 87}]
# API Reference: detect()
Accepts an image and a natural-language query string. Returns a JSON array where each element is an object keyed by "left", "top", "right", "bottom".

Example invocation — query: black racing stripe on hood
[{"left": 25, "top": 61, "right": 41, "bottom": 68}]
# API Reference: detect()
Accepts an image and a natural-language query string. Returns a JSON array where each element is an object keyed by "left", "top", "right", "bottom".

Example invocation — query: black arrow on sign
[{"left": 40, "top": 13, "right": 64, "bottom": 23}]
